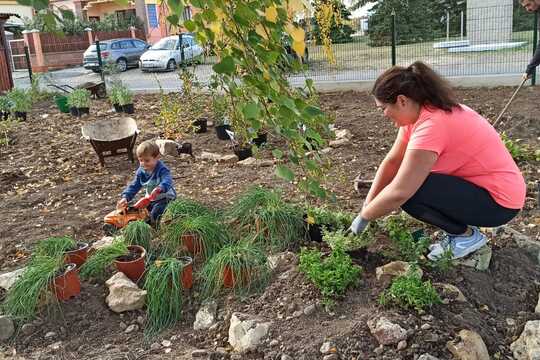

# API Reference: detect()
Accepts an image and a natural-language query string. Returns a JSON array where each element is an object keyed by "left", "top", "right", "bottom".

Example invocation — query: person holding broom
[
  {"left": 521, "top": 0, "right": 540, "bottom": 80},
  {"left": 349, "top": 62, "right": 526, "bottom": 261}
]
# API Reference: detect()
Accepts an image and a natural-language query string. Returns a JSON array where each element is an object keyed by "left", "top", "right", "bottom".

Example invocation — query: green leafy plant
[
  {"left": 33, "top": 236, "right": 76, "bottom": 259},
  {"left": 228, "top": 186, "right": 304, "bottom": 250},
  {"left": 108, "top": 83, "right": 121, "bottom": 105},
  {"left": 7, "top": 88, "right": 32, "bottom": 113},
  {"left": 385, "top": 214, "right": 430, "bottom": 263},
  {"left": 379, "top": 273, "right": 442, "bottom": 313},
  {"left": 0, "top": 118, "right": 18, "bottom": 147},
  {"left": 211, "top": 93, "right": 229, "bottom": 126},
  {"left": 501, "top": 132, "right": 537, "bottom": 162},
  {"left": 117, "top": 86, "right": 133, "bottom": 106},
  {"left": 67, "top": 89, "right": 91, "bottom": 109},
  {"left": 323, "top": 226, "right": 376, "bottom": 252},
  {"left": 161, "top": 214, "right": 226, "bottom": 258},
  {"left": 306, "top": 207, "right": 354, "bottom": 229},
  {"left": 79, "top": 239, "right": 128, "bottom": 279},
  {"left": 0, "top": 95, "right": 12, "bottom": 113},
  {"left": 201, "top": 240, "right": 270, "bottom": 298},
  {"left": 299, "top": 246, "right": 361, "bottom": 299},
  {"left": 161, "top": 197, "right": 214, "bottom": 224},
  {"left": 2, "top": 255, "right": 62, "bottom": 320},
  {"left": 143, "top": 258, "right": 184, "bottom": 337},
  {"left": 122, "top": 221, "right": 153, "bottom": 251}
]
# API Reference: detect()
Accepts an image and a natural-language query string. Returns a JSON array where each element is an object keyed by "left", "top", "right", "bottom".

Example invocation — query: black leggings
[{"left": 401, "top": 173, "right": 519, "bottom": 235}]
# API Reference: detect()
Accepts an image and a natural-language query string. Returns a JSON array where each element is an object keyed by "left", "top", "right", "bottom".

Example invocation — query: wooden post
[
  {"left": 85, "top": 27, "right": 93, "bottom": 45},
  {"left": 0, "top": 15, "right": 13, "bottom": 91},
  {"left": 129, "top": 25, "right": 136, "bottom": 39},
  {"left": 30, "top": 29, "right": 47, "bottom": 73}
]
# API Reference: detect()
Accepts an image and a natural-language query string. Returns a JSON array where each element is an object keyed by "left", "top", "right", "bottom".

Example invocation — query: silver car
[
  {"left": 83, "top": 38, "right": 150, "bottom": 73},
  {"left": 139, "top": 34, "right": 204, "bottom": 72}
]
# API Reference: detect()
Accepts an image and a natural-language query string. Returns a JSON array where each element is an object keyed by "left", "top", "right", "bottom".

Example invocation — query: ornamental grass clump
[
  {"left": 33, "top": 236, "right": 76, "bottom": 259},
  {"left": 2, "top": 255, "right": 62, "bottom": 321},
  {"left": 228, "top": 186, "right": 304, "bottom": 250},
  {"left": 123, "top": 220, "right": 153, "bottom": 251},
  {"left": 79, "top": 239, "right": 128, "bottom": 280},
  {"left": 161, "top": 197, "right": 214, "bottom": 224},
  {"left": 201, "top": 240, "right": 270, "bottom": 298},
  {"left": 379, "top": 272, "right": 442, "bottom": 313},
  {"left": 143, "top": 258, "right": 184, "bottom": 337}
]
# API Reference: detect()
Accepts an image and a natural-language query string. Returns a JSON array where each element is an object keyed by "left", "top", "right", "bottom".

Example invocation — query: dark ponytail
[{"left": 372, "top": 61, "right": 459, "bottom": 112}]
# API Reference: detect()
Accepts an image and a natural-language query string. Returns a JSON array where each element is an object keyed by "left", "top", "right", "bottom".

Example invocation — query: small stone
[
  {"left": 49, "top": 341, "right": 62, "bottom": 351},
  {"left": 418, "top": 354, "right": 440, "bottom": 360},
  {"left": 323, "top": 355, "right": 339, "bottom": 360},
  {"left": 421, "top": 324, "right": 431, "bottom": 331},
  {"left": 506, "top": 318, "right": 517, "bottom": 327},
  {"left": 119, "top": 322, "right": 127, "bottom": 330},
  {"left": 216, "top": 347, "right": 228, "bottom": 355},
  {"left": 0, "top": 268, "right": 25, "bottom": 291},
  {"left": 194, "top": 300, "right": 218, "bottom": 331},
  {"left": 124, "top": 324, "right": 138, "bottom": 334},
  {"left": 397, "top": 340, "right": 407, "bottom": 351},
  {"left": 376, "top": 261, "right": 423, "bottom": 283},
  {"left": 374, "top": 346, "right": 384, "bottom": 355},
  {"left": 231, "top": 355, "right": 242, "bottom": 360},
  {"left": 44, "top": 331, "right": 57, "bottom": 339},
  {"left": 367, "top": 317, "right": 408, "bottom": 346},
  {"left": 21, "top": 323, "right": 35, "bottom": 336},
  {"left": 200, "top": 151, "right": 224, "bottom": 162},
  {"left": 329, "top": 138, "right": 350, "bottom": 148},
  {"left": 304, "top": 304, "right": 317, "bottom": 316},
  {"left": 511, "top": 320, "right": 540, "bottom": 360},
  {"left": 421, "top": 315, "right": 434, "bottom": 322},
  {"left": 220, "top": 154, "right": 238, "bottom": 163},
  {"left": 320, "top": 341, "right": 337, "bottom": 354},
  {"left": 0, "top": 316, "right": 15, "bottom": 340},
  {"left": 150, "top": 343, "right": 161, "bottom": 351},
  {"left": 281, "top": 355, "right": 293, "bottom": 360},
  {"left": 269, "top": 339, "right": 279, "bottom": 347},
  {"left": 335, "top": 129, "right": 352, "bottom": 140},
  {"left": 106, "top": 272, "right": 147, "bottom": 313},
  {"left": 90, "top": 236, "right": 116, "bottom": 251},
  {"left": 164, "top": 348, "right": 171, "bottom": 354},
  {"left": 228, "top": 312, "right": 272, "bottom": 352},
  {"left": 456, "top": 246, "right": 492, "bottom": 271},
  {"left": 191, "top": 349, "right": 209, "bottom": 357},
  {"left": 292, "top": 310, "right": 303, "bottom": 318},
  {"left": 535, "top": 293, "right": 540, "bottom": 314},
  {"left": 447, "top": 330, "right": 489, "bottom": 360},
  {"left": 137, "top": 316, "right": 145, "bottom": 326},
  {"left": 434, "top": 283, "right": 467, "bottom": 303},
  {"left": 161, "top": 340, "right": 171, "bottom": 347},
  {"left": 320, "top": 147, "right": 332, "bottom": 154},
  {"left": 155, "top": 139, "right": 180, "bottom": 157}
]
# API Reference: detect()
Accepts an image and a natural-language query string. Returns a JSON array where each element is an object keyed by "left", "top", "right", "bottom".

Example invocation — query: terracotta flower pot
[
  {"left": 222, "top": 265, "right": 250, "bottom": 288},
  {"left": 114, "top": 245, "right": 146, "bottom": 283},
  {"left": 180, "top": 256, "right": 193, "bottom": 289},
  {"left": 182, "top": 234, "right": 203, "bottom": 255},
  {"left": 65, "top": 242, "right": 89, "bottom": 267},
  {"left": 52, "top": 263, "right": 81, "bottom": 301}
]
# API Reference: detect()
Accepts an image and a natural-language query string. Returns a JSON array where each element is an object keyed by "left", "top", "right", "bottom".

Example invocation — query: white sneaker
[{"left": 428, "top": 227, "right": 487, "bottom": 261}]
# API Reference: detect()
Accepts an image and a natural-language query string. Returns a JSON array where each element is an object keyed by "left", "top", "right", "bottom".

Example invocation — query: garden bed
[{"left": 0, "top": 87, "right": 538, "bottom": 359}]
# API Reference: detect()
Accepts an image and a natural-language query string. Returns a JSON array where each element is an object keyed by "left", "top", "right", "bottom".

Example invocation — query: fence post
[
  {"left": 129, "top": 26, "right": 136, "bottom": 39},
  {"left": 30, "top": 29, "right": 47, "bottom": 73},
  {"left": 24, "top": 45, "right": 32, "bottom": 82},
  {"left": 85, "top": 27, "right": 93, "bottom": 45},
  {"left": 179, "top": 32, "right": 185, "bottom": 69},
  {"left": 533, "top": 12, "right": 538, "bottom": 86},
  {"left": 95, "top": 38, "right": 105, "bottom": 83},
  {"left": 391, "top": 10, "right": 396, "bottom": 66}
]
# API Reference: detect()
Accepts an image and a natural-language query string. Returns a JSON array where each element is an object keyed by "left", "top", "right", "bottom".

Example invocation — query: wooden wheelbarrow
[
  {"left": 81, "top": 117, "right": 139, "bottom": 167},
  {"left": 48, "top": 81, "right": 107, "bottom": 99}
]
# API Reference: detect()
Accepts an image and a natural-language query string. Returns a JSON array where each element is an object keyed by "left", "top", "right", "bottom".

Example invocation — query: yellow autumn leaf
[
  {"left": 306, "top": 215, "right": 315, "bottom": 224},
  {"left": 155, "top": 260, "right": 162, "bottom": 267},
  {"left": 209, "top": 21, "right": 222, "bottom": 36},
  {"left": 265, "top": 6, "right": 278, "bottom": 23},
  {"left": 255, "top": 24, "right": 268, "bottom": 39},
  {"left": 292, "top": 40, "right": 305, "bottom": 57},
  {"left": 286, "top": 0, "right": 305, "bottom": 16},
  {"left": 286, "top": 24, "right": 305, "bottom": 42},
  {"left": 214, "top": 7, "right": 226, "bottom": 20}
]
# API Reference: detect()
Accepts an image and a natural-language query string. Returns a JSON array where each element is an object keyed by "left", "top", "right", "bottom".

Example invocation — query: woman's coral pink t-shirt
[{"left": 402, "top": 105, "right": 526, "bottom": 209}]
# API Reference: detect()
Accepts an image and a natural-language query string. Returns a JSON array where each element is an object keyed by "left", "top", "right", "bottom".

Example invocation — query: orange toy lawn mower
[{"left": 102, "top": 188, "right": 161, "bottom": 235}]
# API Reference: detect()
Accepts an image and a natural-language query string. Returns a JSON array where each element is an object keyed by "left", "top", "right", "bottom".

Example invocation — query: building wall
[
  {"left": 86, "top": 2, "right": 135, "bottom": 18},
  {"left": 0, "top": 2, "right": 33, "bottom": 20}
]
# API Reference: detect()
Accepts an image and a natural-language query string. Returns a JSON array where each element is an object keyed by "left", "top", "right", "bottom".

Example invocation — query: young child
[{"left": 117, "top": 140, "right": 176, "bottom": 226}]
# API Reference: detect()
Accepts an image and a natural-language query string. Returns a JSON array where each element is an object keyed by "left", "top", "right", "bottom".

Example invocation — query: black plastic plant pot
[
  {"left": 113, "top": 103, "right": 122, "bottom": 113},
  {"left": 193, "top": 118, "right": 208, "bottom": 134},
  {"left": 1, "top": 111, "right": 9, "bottom": 121},
  {"left": 70, "top": 107, "right": 89, "bottom": 117},
  {"left": 178, "top": 142, "right": 193, "bottom": 156},
  {"left": 253, "top": 132, "right": 268, "bottom": 147},
  {"left": 307, "top": 223, "right": 324, "bottom": 242},
  {"left": 14, "top": 112, "right": 27, "bottom": 121},
  {"left": 122, "top": 103, "right": 135, "bottom": 114},
  {"left": 233, "top": 146, "right": 253, "bottom": 161},
  {"left": 215, "top": 124, "right": 231, "bottom": 140}
]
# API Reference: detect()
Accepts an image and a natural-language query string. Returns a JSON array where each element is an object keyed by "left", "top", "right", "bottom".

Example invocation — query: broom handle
[{"left": 492, "top": 78, "right": 527, "bottom": 128}]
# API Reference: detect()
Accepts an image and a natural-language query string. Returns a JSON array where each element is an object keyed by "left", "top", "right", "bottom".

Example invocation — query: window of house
[
  {"left": 88, "top": 16, "right": 100, "bottom": 22},
  {"left": 146, "top": 4, "right": 158, "bottom": 28},
  {"left": 182, "top": 6, "right": 192, "bottom": 21},
  {"left": 116, "top": 9, "right": 136, "bottom": 21}
]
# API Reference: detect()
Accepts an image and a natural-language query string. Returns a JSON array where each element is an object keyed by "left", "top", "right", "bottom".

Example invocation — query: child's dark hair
[{"left": 372, "top": 61, "right": 459, "bottom": 112}]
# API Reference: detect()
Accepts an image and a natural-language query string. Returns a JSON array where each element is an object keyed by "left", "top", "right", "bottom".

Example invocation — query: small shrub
[
  {"left": 306, "top": 207, "right": 354, "bottom": 229},
  {"left": 2, "top": 255, "right": 62, "bottom": 320},
  {"left": 123, "top": 220, "right": 153, "bottom": 251},
  {"left": 228, "top": 186, "right": 304, "bottom": 250},
  {"left": 323, "top": 227, "right": 375, "bottom": 252},
  {"left": 384, "top": 214, "right": 430, "bottom": 263},
  {"left": 117, "top": 86, "right": 133, "bottom": 106},
  {"left": 379, "top": 273, "right": 441, "bottom": 313},
  {"left": 299, "top": 246, "right": 361, "bottom": 299},
  {"left": 143, "top": 258, "right": 184, "bottom": 337},
  {"left": 0, "top": 96, "right": 12, "bottom": 113},
  {"left": 501, "top": 132, "right": 537, "bottom": 162},
  {"left": 0, "top": 118, "right": 18, "bottom": 147},
  {"left": 67, "top": 89, "right": 91, "bottom": 108},
  {"left": 211, "top": 94, "right": 229, "bottom": 126},
  {"left": 201, "top": 240, "right": 270, "bottom": 298},
  {"left": 108, "top": 83, "right": 121, "bottom": 105},
  {"left": 7, "top": 88, "right": 32, "bottom": 113},
  {"left": 79, "top": 239, "right": 128, "bottom": 279}
]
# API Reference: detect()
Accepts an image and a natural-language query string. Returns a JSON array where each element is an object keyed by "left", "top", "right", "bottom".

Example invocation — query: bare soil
[{"left": 0, "top": 87, "right": 539, "bottom": 359}]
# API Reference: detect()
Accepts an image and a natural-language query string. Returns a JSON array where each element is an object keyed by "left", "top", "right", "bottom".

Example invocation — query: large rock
[
  {"left": 228, "top": 313, "right": 271, "bottom": 353},
  {"left": 456, "top": 246, "right": 492, "bottom": 271},
  {"left": 194, "top": 301, "right": 218, "bottom": 331},
  {"left": 367, "top": 317, "right": 407, "bottom": 346},
  {"left": 434, "top": 283, "right": 467, "bottom": 303},
  {"left": 447, "top": 330, "right": 489, "bottom": 360},
  {"left": 0, "top": 315, "right": 14, "bottom": 341},
  {"left": 375, "top": 261, "right": 423, "bottom": 283},
  {"left": 105, "top": 272, "right": 146, "bottom": 313},
  {"left": 91, "top": 236, "right": 118, "bottom": 252},
  {"left": 155, "top": 139, "right": 180, "bottom": 157},
  {"left": 511, "top": 320, "right": 540, "bottom": 360},
  {"left": 504, "top": 227, "right": 540, "bottom": 266},
  {"left": 0, "top": 268, "right": 25, "bottom": 291}
]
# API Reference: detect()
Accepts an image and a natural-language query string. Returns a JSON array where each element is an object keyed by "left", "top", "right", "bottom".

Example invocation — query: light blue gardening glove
[{"left": 349, "top": 214, "right": 369, "bottom": 235}]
